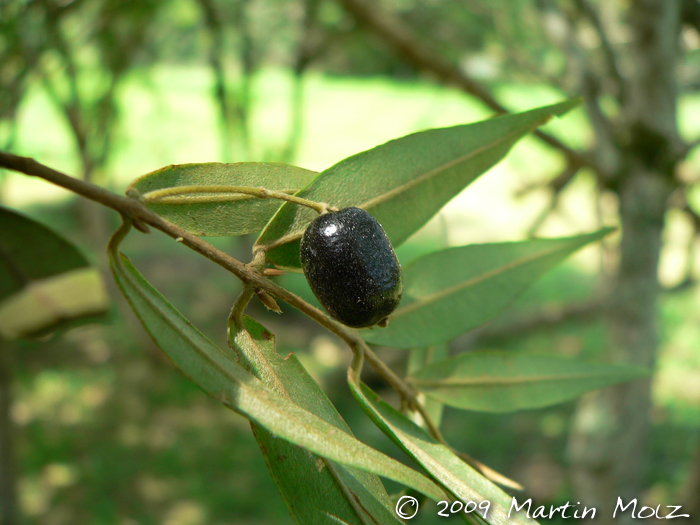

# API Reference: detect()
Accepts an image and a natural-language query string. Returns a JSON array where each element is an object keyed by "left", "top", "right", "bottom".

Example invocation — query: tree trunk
[
  {"left": 0, "top": 341, "right": 17, "bottom": 525},
  {"left": 77, "top": 161, "right": 110, "bottom": 255},
  {"left": 568, "top": 1, "right": 682, "bottom": 521},
  {"left": 679, "top": 437, "right": 700, "bottom": 521}
]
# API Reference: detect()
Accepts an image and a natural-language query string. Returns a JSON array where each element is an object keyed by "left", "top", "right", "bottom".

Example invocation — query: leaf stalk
[
  {"left": 141, "top": 184, "right": 333, "bottom": 214},
  {"left": 0, "top": 151, "right": 439, "bottom": 436}
]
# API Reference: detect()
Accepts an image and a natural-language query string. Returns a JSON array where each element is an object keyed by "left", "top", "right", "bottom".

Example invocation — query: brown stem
[
  {"left": 517, "top": 163, "right": 581, "bottom": 197},
  {"left": 197, "top": 0, "right": 238, "bottom": 161},
  {"left": 572, "top": 0, "right": 625, "bottom": 101},
  {"left": 0, "top": 151, "right": 443, "bottom": 439},
  {"left": 229, "top": 285, "right": 256, "bottom": 331}
]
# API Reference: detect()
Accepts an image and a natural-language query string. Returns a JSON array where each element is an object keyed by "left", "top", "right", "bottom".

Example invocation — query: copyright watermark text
[
  {"left": 395, "top": 496, "right": 420, "bottom": 519},
  {"left": 394, "top": 497, "right": 690, "bottom": 520},
  {"left": 395, "top": 496, "right": 491, "bottom": 520}
]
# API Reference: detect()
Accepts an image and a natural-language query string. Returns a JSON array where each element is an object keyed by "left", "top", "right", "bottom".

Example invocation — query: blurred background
[{"left": 1, "top": 0, "right": 700, "bottom": 523}]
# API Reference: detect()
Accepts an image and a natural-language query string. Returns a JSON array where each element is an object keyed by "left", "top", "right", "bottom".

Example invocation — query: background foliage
[{"left": 2, "top": 0, "right": 700, "bottom": 524}]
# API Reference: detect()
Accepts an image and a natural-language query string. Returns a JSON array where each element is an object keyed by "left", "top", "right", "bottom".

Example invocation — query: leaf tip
[
  {"left": 550, "top": 97, "right": 584, "bottom": 117},
  {"left": 592, "top": 225, "right": 618, "bottom": 241}
]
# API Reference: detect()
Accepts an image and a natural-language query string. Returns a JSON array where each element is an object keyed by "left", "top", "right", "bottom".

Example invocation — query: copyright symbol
[{"left": 396, "top": 495, "right": 419, "bottom": 519}]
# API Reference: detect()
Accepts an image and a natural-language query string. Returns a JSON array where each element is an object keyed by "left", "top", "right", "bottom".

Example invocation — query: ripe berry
[{"left": 300, "top": 207, "right": 403, "bottom": 328}]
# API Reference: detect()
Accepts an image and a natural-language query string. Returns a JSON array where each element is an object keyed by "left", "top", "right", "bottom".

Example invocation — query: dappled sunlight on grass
[
  {"left": 5, "top": 66, "right": 615, "bottom": 295},
  {"left": 6, "top": 66, "right": 573, "bottom": 205},
  {"left": 678, "top": 93, "right": 700, "bottom": 140},
  {"left": 654, "top": 289, "right": 700, "bottom": 425},
  {"left": 163, "top": 500, "right": 208, "bottom": 525},
  {"left": 659, "top": 208, "right": 696, "bottom": 289},
  {"left": 5, "top": 65, "right": 700, "bottom": 524},
  {"left": 13, "top": 369, "right": 115, "bottom": 426}
]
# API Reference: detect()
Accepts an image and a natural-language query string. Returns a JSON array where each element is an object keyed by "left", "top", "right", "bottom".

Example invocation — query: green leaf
[
  {"left": 231, "top": 316, "right": 402, "bottom": 525},
  {"left": 409, "top": 351, "right": 648, "bottom": 412},
  {"left": 362, "top": 228, "right": 613, "bottom": 349},
  {"left": 128, "top": 162, "right": 317, "bottom": 237},
  {"left": 349, "top": 381, "right": 538, "bottom": 525},
  {"left": 255, "top": 99, "right": 581, "bottom": 270},
  {"left": 0, "top": 206, "right": 108, "bottom": 339},
  {"left": 107, "top": 221, "right": 445, "bottom": 503},
  {"left": 407, "top": 345, "right": 448, "bottom": 428},
  {"left": 407, "top": 346, "right": 524, "bottom": 492}
]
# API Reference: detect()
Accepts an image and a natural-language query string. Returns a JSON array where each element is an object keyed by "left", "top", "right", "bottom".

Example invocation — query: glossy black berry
[{"left": 300, "top": 207, "right": 403, "bottom": 328}]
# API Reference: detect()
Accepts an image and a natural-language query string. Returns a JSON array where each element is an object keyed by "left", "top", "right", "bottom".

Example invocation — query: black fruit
[{"left": 300, "top": 207, "right": 403, "bottom": 328}]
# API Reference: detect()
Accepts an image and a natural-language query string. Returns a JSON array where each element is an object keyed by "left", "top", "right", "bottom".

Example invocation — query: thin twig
[
  {"left": 527, "top": 197, "right": 559, "bottom": 239},
  {"left": 572, "top": 0, "right": 625, "bottom": 101},
  {"left": 280, "top": 0, "right": 323, "bottom": 162},
  {"left": 229, "top": 285, "right": 256, "bottom": 331},
  {"left": 197, "top": 0, "right": 237, "bottom": 161},
  {"left": 335, "top": 0, "right": 595, "bottom": 171},
  {"left": 521, "top": 165, "right": 581, "bottom": 237},
  {"left": 546, "top": 0, "right": 619, "bottom": 176},
  {"left": 682, "top": 203, "right": 700, "bottom": 230},
  {"left": 549, "top": 164, "right": 581, "bottom": 193},
  {"left": 682, "top": 0, "right": 700, "bottom": 36},
  {"left": 0, "top": 151, "right": 440, "bottom": 436},
  {"left": 517, "top": 163, "right": 580, "bottom": 197},
  {"left": 544, "top": 0, "right": 620, "bottom": 183},
  {"left": 683, "top": 136, "right": 700, "bottom": 157}
]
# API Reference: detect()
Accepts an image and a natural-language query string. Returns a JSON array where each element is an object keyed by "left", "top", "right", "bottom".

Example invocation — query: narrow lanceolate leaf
[
  {"left": 0, "top": 206, "right": 108, "bottom": 339},
  {"left": 255, "top": 99, "right": 581, "bottom": 270},
  {"left": 408, "top": 346, "right": 523, "bottom": 492},
  {"left": 231, "top": 316, "right": 402, "bottom": 525},
  {"left": 349, "top": 382, "right": 538, "bottom": 525},
  {"left": 362, "top": 228, "right": 613, "bottom": 349},
  {"left": 107, "top": 222, "right": 444, "bottom": 503},
  {"left": 408, "top": 351, "right": 648, "bottom": 412},
  {"left": 407, "top": 345, "right": 448, "bottom": 429},
  {"left": 128, "top": 162, "right": 317, "bottom": 237}
]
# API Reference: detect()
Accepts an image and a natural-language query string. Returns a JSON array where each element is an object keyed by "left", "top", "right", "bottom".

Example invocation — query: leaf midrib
[
  {"left": 237, "top": 324, "right": 383, "bottom": 525},
  {"left": 115, "top": 252, "right": 444, "bottom": 499},
  {"left": 410, "top": 369, "right": 642, "bottom": 388},
  {"left": 362, "top": 391, "right": 530, "bottom": 525},
  {"left": 117, "top": 253, "right": 246, "bottom": 387},
  {"left": 142, "top": 185, "right": 298, "bottom": 203},
  {"left": 260, "top": 112, "right": 556, "bottom": 249},
  {"left": 360, "top": 115, "right": 551, "bottom": 212},
  {"left": 392, "top": 240, "right": 582, "bottom": 318}
]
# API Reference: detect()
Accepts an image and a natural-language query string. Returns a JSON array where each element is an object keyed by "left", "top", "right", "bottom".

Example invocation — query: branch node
[
  {"left": 132, "top": 218, "right": 151, "bottom": 234},
  {"left": 125, "top": 187, "right": 142, "bottom": 200}
]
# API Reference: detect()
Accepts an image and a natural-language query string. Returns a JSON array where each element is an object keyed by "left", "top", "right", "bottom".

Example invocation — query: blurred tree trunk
[
  {"left": 679, "top": 438, "right": 700, "bottom": 520},
  {"left": 77, "top": 165, "right": 110, "bottom": 259},
  {"left": 568, "top": 1, "right": 682, "bottom": 521},
  {"left": 0, "top": 342, "right": 17, "bottom": 525}
]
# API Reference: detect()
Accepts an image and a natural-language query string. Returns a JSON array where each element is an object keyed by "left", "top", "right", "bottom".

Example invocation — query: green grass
[
  {"left": 5, "top": 66, "right": 700, "bottom": 524},
  {"left": 6, "top": 65, "right": 601, "bottom": 254}
]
